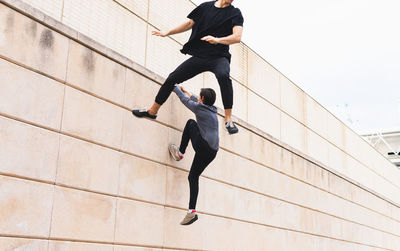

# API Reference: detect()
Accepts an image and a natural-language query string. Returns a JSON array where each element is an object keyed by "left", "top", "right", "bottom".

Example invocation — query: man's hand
[
  {"left": 152, "top": 30, "right": 169, "bottom": 37},
  {"left": 178, "top": 85, "right": 191, "bottom": 97},
  {"left": 179, "top": 85, "right": 187, "bottom": 93},
  {"left": 201, "top": 35, "right": 220, "bottom": 44}
]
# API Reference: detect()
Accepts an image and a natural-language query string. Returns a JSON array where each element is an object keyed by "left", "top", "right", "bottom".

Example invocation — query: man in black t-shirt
[{"left": 132, "top": 0, "right": 244, "bottom": 134}]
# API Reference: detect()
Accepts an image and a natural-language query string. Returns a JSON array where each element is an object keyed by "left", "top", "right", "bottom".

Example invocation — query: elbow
[
  {"left": 187, "top": 20, "right": 194, "bottom": 29},
  {"left": 235, "top": 36, "right": 242, "bottom": 44}
]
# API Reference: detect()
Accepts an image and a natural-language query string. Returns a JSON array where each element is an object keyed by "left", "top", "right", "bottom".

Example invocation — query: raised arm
[
  {"left": 201, "top": 25, "right": 243, "bottom": 45},
  {"left": 173, "top": 85, "right": 199, "bottom": 113},
  {"left": 152, "top": 19, "right": 195, "bottom": 37}
]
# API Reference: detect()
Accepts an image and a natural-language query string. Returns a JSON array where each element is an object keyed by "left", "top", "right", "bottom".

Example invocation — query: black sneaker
[
  {"left": 132, "top": 109, "right": 157, "bottom": 119},
  {"left": 225, "top": 121, "right": 239, "bottom": 134}
]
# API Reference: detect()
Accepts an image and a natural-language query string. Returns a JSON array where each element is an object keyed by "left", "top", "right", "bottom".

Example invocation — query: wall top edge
[{"left": 1, "top": 0, "right": 399, "bottom": 209}]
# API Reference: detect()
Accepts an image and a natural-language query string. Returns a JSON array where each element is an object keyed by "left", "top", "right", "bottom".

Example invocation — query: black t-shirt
[{"left": 180, "top": 1, "right": 244, "bottom": 61}]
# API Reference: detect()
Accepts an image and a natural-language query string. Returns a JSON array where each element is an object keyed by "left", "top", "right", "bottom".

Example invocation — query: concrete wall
[
  {"left": 1, "top": 0, "right": 400, "bottom": 250},
  {"left": 14, "top": 0, "right": 400, "bottom": 206}
]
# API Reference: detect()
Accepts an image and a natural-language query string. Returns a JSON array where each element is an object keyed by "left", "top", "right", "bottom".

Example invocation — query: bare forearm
[
  {"left": 201, "top": 26, "right": 243, "bottom": 45},
  {"left": 216, "top": 33, "right": 241, "bottom": 45},
  {"left": 167, "top": 20, "right": 194, "bottom": 36}
]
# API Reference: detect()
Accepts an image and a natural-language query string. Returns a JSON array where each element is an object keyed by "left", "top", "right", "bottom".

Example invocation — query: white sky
[{"left": 192, "top": 0, "right": 400, "bottom": 133}]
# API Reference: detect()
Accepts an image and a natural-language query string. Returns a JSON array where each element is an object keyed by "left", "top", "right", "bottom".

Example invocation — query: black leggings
[
  {"left": 179, "top": 119, "right": 217, "bottom": 209},
  {"left": 155, "top": 56, "right": 233, "bottom": 109}
]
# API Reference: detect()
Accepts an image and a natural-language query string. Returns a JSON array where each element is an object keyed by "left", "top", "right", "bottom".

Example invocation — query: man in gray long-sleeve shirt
[{"left": 168, "top": 85, "right": 219, "bottom": 225}]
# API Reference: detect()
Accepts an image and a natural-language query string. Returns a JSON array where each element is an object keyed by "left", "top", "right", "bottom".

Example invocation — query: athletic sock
[{"left": 188, "top": 209, "right": 196, "bottom": 214}]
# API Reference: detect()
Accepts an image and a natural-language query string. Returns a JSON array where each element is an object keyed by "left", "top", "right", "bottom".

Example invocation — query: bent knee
[{"left": 186, "top": 119, "right": 196, "bottom": 126}]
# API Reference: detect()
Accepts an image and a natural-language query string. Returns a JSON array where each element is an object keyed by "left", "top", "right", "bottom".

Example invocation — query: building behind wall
[{"left": 362, "top": 128, "right": 400, "bottom": 167}]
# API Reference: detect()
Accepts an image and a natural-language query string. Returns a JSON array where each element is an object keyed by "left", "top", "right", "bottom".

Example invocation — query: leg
[
  {"left": 211, "top": 58, "right": 233, "bottom": 122},
  {"left": 188, "top": 151, "right": 217, "bottom": 209},
  {"left": 179, "top": 119, "right": 202, "bottom": 154},
  {"left": 224, "top": 108, "right": 232, "bottom": 122},
  {"left": 150, "top": 57, "right": 208, "bottom": 115}
]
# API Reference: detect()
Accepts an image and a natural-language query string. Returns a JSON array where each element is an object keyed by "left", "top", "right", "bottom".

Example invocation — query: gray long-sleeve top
[{"left": 173, "top": 86, "right": 219, "bottom": 151}]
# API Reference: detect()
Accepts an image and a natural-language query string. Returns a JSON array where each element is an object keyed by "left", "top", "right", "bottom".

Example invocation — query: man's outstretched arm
[
  {"left": 201, "top": 25, "right": 243, "bottom": 45},
  {"left": 152, "top": 19, "right": 195, "bottom": 37},
  {"left": 173, "top": 85, "right": 198, "bottom": 113}
]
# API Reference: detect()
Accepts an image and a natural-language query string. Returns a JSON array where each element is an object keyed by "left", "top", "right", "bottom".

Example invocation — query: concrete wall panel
[
  {"left": 124, "top": 69, "right": 174, "bottom": 125},
  {"left": 61, "top": 86, "right": 124, "bottom": 149},
  {"left": 281, "top": 112, "right": 306, "bottom": 152},
  {"left": 50, "top": 186, "right": 117, "bottom": 242},
  {"left": 119, "top": 154, "right": 166, "bottom": 204},
  {"left": 0, "top": 116, "right": 59, "bottom": 182},
  {"left": 120, "top": 112, "right": 169, "bottom": 163},
  {"left": 0, "top": 176, "right": 54, "bottom": 237},
  {"left": 0, "top": 237, "right": 48, "bottom": 251},
  {"left": 248, "top": 90, "right": 281, "bottom": 139},
  {"left": 49, "top": 241, "right": 113, "bottom": 251},
  {"left": 304, "top": 94, "right": 328, "bottom": 138},
  {"left": 0, "top": 4, "right": 69, "bottom": 80},
  {"left": 115, "top": 198, "right": 164, "bottom": 246},
  {"left": 20, "top": 0, "right": 63, "bottom": 20},
  {"left": 57, "top": 135, "right": 121, "bottom": 195},
  {"left": 66, "top": 40, "right": 127, "bottom": 104},
  {"left": 280, "top": 75, "right": 305, "bottom": 123},
  {"left": 230, "top": 43, "right": 248, "bottom": 85},
  {"left": 0, "top": 58, "right": 64, "bottom": 130},
  {"left": 63, "top": 0, "right": 147, "bottom": 65},
  {"left": 115, "top": 0, "right": 149, "bottom": 20},
  {"left": 248, "top": 50, "right": 280, "bottom": 107},
  {"left": 148, "top": 0, "right": 193, "bottom": 45}
]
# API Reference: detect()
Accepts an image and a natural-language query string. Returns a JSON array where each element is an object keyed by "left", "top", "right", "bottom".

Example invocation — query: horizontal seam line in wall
[
  {"left": 0, "top": 52, "right": 399, "bottom": 225},
  {"left": 0, "top": 234, "right": 200, "bottom": 251},
  {"left": 0, "top": 112, "right": 399, "bottom": 242},
  {"left": 0, "top": 175, "right": 396, "bottom": 251},
  {"left": 112, "top": 0, "right": 148, "bottom": 24}
]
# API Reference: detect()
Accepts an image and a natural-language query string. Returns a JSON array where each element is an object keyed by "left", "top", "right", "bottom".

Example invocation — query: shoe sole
[
  {"left": 225, "top": 127, "right": 239, "bottom": 135},
  {"left": 168, "top": 145, "right": 181, "bottom": 161},
  {"left": 181, "top": 214, "right": 198, "bottom": 225},
  {"left": 132, "top": 110, "right": 157, "bottom": 119}
]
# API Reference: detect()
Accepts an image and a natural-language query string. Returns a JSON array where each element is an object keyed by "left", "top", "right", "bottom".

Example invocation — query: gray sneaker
[
  {"left": 180, "top": 212, "right": 198, "bottom": 225},
  {"left": 225, "top": 121, "right": 239, "bottom": 134},
  {"left": 168, "top": 144, "right": 183, "bottom": 161}
]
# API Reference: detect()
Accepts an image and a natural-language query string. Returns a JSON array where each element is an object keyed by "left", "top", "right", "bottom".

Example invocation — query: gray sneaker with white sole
[
  {"left": 180, "top": 212, "right": 198, "bottom": 225},
  {"left": 168, "top": 144, "right": 183, "bottom": 161}
]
